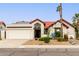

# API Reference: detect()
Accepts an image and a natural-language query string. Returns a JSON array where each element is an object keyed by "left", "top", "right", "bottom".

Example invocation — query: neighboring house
[
  {"left": 0, "top": 21, "right": 6, "bottom": 40},
  {"left": 0, "top": 19, "right": 76, "bottom": 40}
]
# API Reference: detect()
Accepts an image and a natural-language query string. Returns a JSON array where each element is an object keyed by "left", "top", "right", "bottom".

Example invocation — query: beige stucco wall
[
  {"left": 31, "top": 20, "right": 44, "bottom": 37},
  {"left": 62, "top": 26, "right": 68, "bottom": 37},
  {"left": 67, "top": 26, "right": 76, "bottom": 39},
  {"left": 62, "top": 21, "right": 76, "bottom": 39}
]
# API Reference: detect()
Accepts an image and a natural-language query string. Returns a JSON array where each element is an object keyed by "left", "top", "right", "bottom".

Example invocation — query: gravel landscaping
[{"left": 23, "top": 40, "right": 71, "bottom": 45}]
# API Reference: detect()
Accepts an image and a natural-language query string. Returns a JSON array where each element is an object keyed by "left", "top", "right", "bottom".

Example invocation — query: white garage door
[{"left": 6, "top": 29, "right": 34, "bottom": 39}]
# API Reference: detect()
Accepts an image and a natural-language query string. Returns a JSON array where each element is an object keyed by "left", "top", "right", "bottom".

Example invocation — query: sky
[{"left": 0, "top": 3, "right": 79, "bottom": 24}]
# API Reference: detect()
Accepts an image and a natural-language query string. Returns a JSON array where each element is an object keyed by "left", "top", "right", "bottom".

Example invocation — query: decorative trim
[
  {"left": 7, "top": 26, "right": 32, "bottom": 28},
  {"left": 30, "top": 19, "right": 45, "bottom": 25},
  {"left": 47, "top": 20, "right": 69, "bottom": 29}
]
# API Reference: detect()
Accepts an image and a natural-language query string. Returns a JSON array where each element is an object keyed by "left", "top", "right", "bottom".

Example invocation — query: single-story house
[{"left": 0, "top": 18, "right": 76, "bottom": 40}]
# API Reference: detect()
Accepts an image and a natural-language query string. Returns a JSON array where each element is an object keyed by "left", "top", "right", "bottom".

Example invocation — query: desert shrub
[
  {"left": 39, "top": 37, "right": 51, "bottom": 43},
  {"left": 64, "top": 34, "right": 68, "bottom": 41},
  {"left": 44, "top": 37, "right": 50, "bottom": 43},
  {"left": 49, "top": 37, "right": 52, "bottom": 39},
  {"left": 39, "top": 37, "right": 45, "bottom": 41},
  {"left": 57, "top": 37, "right": 65, "bottom": 42}
]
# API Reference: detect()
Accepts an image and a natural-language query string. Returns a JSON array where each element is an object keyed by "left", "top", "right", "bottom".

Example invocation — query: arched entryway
[{"left": 34, "top": 23, "right": 41, "bottom": 38}]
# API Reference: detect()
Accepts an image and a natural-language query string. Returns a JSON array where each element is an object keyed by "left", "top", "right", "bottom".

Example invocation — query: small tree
[{"left": 72, "top": 13, "right": 79, "bottom": 39}]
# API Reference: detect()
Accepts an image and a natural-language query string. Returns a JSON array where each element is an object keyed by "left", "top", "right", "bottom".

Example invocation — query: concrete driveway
[{"left": 0, "top": 39, "right": 28, "bottom": 48}]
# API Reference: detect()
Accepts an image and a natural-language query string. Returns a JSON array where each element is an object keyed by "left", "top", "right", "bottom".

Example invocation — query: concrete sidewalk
[
  {"left": 18, "top": 45, "right": 79, "bottom": 48},
  {"left": 0, "top": 48, "right": 79, "bottom": 56}
]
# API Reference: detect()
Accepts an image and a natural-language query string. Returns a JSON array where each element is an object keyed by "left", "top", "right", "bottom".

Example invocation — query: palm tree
[
  {"left": 56, "top": 3, "right": 62, "bottom": 19},
  {"left": 72, "top": 13, "right": 79, "bottom": 39},
  {"left": 56, "top": 3, "right": 63, "bottom": 37}
]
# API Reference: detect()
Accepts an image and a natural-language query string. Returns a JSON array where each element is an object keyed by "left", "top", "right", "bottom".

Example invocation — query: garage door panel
[{"left": 6, "top": 29, "right": 33, "bottom": 39}]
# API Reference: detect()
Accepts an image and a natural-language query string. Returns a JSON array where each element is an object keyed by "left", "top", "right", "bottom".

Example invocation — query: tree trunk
[
  {"left": 60, "top": 19, "right": 63, "bottom": 37},
  {"left": 77, "top": 20, "right": 79, "bottom": 38},
  {"left": 59, "top": 3, "right": 63, "bottom": 38},
  {"left": 59, "top": 3, "right": 62, "bottom": 19}
]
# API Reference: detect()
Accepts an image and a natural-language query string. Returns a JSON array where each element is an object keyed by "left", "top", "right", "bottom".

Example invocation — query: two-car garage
[{"left": 6, "top": 24, "right": 34, "bottom": 40}]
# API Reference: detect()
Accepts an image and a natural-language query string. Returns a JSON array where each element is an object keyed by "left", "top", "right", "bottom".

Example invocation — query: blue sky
[{"left": 0, "top": 3, "right": 79, "bottom": 24}]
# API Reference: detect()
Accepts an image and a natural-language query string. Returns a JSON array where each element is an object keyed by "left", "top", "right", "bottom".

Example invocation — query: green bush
[
  {"left": 39, "top": 37, "right": 45, "bottom": 41},
  {"left": 57, "top": 37, "right": 65, "bottom": 42},
  {"left": 64, "top": 34, "right": 68, "bottom": 41},
  {"left": 39, "top": 37, "right": 51, "bottom": 43},
  {"left": 55, "top": 31, "right": 61, "bottom": 37},
  {"left": 44, "top": 37, "right": 50, "bottom": 43}
]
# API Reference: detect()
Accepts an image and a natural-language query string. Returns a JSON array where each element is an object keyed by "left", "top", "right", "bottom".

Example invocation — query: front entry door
[
  {"left": 34, "top": 30, "right": 41, "bottom": 38},
  {"left": 34, "top": 23, "right": 41, "bottom": 38}
]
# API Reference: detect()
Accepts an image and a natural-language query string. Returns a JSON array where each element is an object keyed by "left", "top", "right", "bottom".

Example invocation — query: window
[
  {"left": 34, "top": 23, "right": 41, "bottom": 30},
  {"left": 54, "top": 27, "right": 61, "bottom": 37}
]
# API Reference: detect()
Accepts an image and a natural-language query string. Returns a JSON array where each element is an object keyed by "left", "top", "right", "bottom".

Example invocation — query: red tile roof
[
  {"left": 46, "top": 20, "right": 69, "bottom": 29},
  {"left": 46, "top": 19, "right": 74, "bottom": 29},
  {"left": 44, "top": 21, "right": 54, "bottom": 29},
  {"left": 29, "top": 18, "right": 74, "bottom": 29}
]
